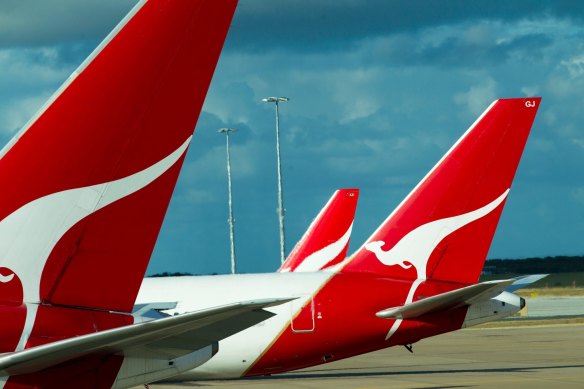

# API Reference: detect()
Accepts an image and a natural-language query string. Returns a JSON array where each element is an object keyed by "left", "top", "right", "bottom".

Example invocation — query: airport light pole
[
  {"left": 262, "top": 96, "right": 289, "bottom": 265},
  {"left": 218, "top": 127, "right": 237, "bottom": 274}
]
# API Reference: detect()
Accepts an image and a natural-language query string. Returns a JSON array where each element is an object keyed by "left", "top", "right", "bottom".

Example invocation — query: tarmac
[
  {"left": 524, "top": 296, "right": 584, "bottom": 317},
  {"left": 150, "top": 322, "right": 584, "bottom": 388}
]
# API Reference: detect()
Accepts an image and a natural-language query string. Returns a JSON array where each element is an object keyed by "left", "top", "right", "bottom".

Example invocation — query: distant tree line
[
  {"left": 483, "top": 256, "right": 584, "bottom": 275},
  {"left": 148, "top": 256, "right": 584, "bottom": 278},
  {"left": 148, "top": 271, "right": 194, "bottom": 277}
]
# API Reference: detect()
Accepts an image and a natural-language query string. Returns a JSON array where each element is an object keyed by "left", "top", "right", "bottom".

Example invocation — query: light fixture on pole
[
  {"left": 261, "top": 96, "right": 289, "bottom": 265},
  {"left": 218, "top": 127, "right": 237, "bottom": 274}
]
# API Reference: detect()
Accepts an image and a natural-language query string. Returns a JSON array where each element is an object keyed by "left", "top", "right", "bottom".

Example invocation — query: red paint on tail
[
  {"left": 280, "top": 189, "right": 359, "bottom": 272},
  {"left": 344, "top": 98, "right": 541, "bottom": 284},
  {"left": 247, "top": 98, "right": 541, "bottom": 376},
  {"left": 1, "top": 0, "right": 238, "bottom": 387},
  {"left": 0, "top": 0, "right": 237, "bottom": 313}
]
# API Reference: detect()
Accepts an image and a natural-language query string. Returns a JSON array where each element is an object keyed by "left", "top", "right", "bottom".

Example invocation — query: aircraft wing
[
  {"left": 376, "top": 279, "right": 515, "bottom": 320},
  {"left": 0, "top": 299, "right": 288, "bottom": 376}
]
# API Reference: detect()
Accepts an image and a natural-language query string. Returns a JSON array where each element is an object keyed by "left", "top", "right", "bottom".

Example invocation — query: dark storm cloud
[
  {"left": 0, "top": 0, "right": 574, "bottom": 75},
  {"left": 0, "top": 1, "right": 581, "bottom": 51},
  {"left": 0, "top": 0, "right": 135, "bottom": 48},
  {"left": 226, "top": 0, "right": 584, "bottom": 52}
]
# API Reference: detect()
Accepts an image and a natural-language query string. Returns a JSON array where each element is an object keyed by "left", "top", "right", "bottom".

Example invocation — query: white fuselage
[
  {"left": 136, "top": 272, "right": 524, "bottom": 380},
  {"left": 136, "top": 272, "right": 331, "bottom": 379}
]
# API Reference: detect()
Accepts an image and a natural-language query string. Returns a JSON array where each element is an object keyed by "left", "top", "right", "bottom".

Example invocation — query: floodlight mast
[
  {"left": 261, "top": 96, "right": 289, "bottom": 265},
  {"left": 218, "top": 127, "right": 237, "bottom": 274}
]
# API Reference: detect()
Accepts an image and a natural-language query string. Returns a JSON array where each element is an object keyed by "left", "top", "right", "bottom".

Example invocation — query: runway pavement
[
  {"left": 149, "top": 323, "right": 584, "bottom": 388},
  {"left": 524, "top": 296, "right": 584, "bottom": 317}
]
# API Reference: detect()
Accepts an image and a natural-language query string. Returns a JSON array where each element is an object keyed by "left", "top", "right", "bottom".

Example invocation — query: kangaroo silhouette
[
  {"left": 365, "top": 190, "right": 509, "bottom": 341},
  {"left": 365, "top": 189, "right": 509, "bottom": 281},
  {"left": 0, "top": 138, "right": 190, "bottom": 352}
]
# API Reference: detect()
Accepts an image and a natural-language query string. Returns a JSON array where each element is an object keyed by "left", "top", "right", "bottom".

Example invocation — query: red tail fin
[
  {"left": 0, "top": 0, "right": 238, "bottom": 313},
  {"left": 280, "top": 189, "right": 359, "bottom": 272},
  {"left": 343, "top": 98, "right": 541, "bottom": 284}
]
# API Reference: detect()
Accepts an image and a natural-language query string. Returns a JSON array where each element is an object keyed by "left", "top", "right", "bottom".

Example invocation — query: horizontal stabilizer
[
  {"left": 504, "top": 274, "right": 548, "bottom": 293},
  {"left": 376, "top": 279, "right": 515, "bottom": 319},
  {"left": 0, "top": 298, "right": 290, "bottom": 376},
  {"left": 132, "top": 301, "right": 178, "bottom": 319}
]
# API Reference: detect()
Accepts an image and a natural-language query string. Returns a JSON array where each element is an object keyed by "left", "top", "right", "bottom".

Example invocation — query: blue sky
[{"left": 1, "top": 1, "right": 583, "bottom": 275}]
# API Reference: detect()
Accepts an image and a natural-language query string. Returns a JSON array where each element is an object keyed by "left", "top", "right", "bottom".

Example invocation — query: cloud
[
  {"left": 573, "top": 187, "right": 584, "bottom": 206},
  {"left": 0, "top": 0, "right": 136, "bottom": 48},
  {"left": 181, "top": 189, "right": 218, "bottom": 205},
  {"left": 2, "top": 1, "right": 579, "bottom": 53},
  {"left": 226, "top": 0, "right": 584, "bottom": 53},
  {"left": 0, "top": 47, "right": 75, "bottom": 135},
  {"left": 453, "top": 78, "right": 498, "bottom": 117},
  {"left": 0, "top": 93, "right": 51, "bottom": 134},
  {"left": 0, "top": 47, "right": 71, "bottom": 86},
  {"left": 562, "top": 55, "right": 584, "bottom": 78},
  {"left": 1, "top": 1, "right": 583, "bottom": 275},
  {"left": 362, "top": 20, "right": 556, "bottom": 70}
]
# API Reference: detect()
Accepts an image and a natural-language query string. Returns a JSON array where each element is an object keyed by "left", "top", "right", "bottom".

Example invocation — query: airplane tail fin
[
  {"left": 279, "top": 189, "right": 359, "bottom": 272},
  {"left": 0, "top": 0, "right": 238, "bottom": 313},
  {"left": 343, "top": 98, "right": 541, "bottom": 285}
]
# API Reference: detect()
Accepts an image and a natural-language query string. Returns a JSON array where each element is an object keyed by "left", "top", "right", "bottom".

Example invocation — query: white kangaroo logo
[
  {"left": 0, "top": 136, "right": 191, "bottom": 352},
  {"left": 293, "top": 223, "right": 353, "bottom": 272},
  {"left": 366, "top": 189, "right": 509, "bottom": 281},
  {"left": 0, "top": 273, "right": 14, "bottom": 283},
  {"left": 365, "top": 241, "right": 415, "bottom": 269},
  {"left": 365, "top": 189, "right": 509, "bottom": 340}
]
